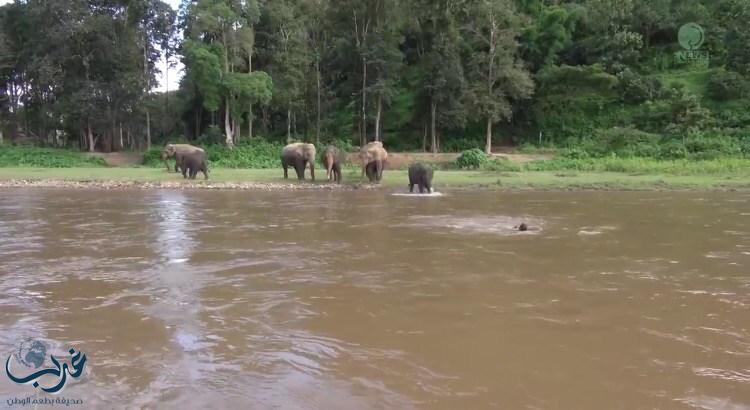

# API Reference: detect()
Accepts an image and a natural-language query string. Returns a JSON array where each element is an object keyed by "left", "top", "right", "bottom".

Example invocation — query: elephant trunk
[{"left": 309, "top": 161, "right": 315, "bottom": 181}]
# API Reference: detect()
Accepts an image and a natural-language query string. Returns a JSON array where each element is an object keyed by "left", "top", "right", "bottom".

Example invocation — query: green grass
[
  {"left": 1, "top": 166, "right": 749, "bottom": 190},
  {"left": 0, "top": 147, "right": 106, "bottom": 167}
]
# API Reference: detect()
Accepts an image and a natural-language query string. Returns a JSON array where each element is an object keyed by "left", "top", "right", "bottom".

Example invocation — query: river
[{"left": 0, "top": 189, "right": 748, "bottom": 409}]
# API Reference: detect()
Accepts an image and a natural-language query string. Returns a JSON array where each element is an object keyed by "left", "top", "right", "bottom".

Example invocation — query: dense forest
[{"left": 1, "top": 0, "right": 748, "bottom": 155}]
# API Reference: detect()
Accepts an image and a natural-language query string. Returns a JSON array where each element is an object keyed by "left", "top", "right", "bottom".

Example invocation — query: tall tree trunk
[
  {"left": 287, "top": 108, "right": 292, "bottom": 143},
  {"left": 248, "top": 110, "right": 253, "bottom": 140},
  {"left": 146, "top": 110, "right": 151, "bottom": 150},
  {"left": 422, "top": 121, "right": 427, "bottom": 152},
  {"left": 195, "top": 108, "right": 202, "bottom": 139},
  {"left": 430, "top": 98, "right": 437, "bottom": 154},
  {"left": 485, "top": 117, "right": 493, "bottom": 155},
  {"left": 119, "top": 122, "right": 123, "bottom": 150},
  {"left": 224, "top": 98, "right": 234, "bottom": 148},
  {"left": 0, "top": 129, "right": 3, "bottom": 145},
  {"left": 293, "top": 111, "right": 298, "bottom": 138},
  {"left": 248, "top": 52, "right": 253, "bottom": 139},
  {"left": 143, "top": 31, "right": 151, "bottom": 151},
  {"left": 87, "top": 120, "right": 94, "bottom": 153},
  {"left": 375, "top": 94, "right": 382, "bottom": 142},
  {"left": 485, "top": 16, "right": 496, "bottom": 155},
  {"left": 361, "top": 57, "right": 367, "bottom": 146},
  {"left": 234, "top": 119, "right": 240, "bottom": 144},
  {"left": 316, "top": 58, "right": 321, "bottom": 145}
]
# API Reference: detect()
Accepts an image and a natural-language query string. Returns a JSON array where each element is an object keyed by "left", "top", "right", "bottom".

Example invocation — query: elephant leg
[
  {"left": 201, "top": 164, "right": 209, "bottom": 180},
  {"left": 282, "top": 160, "right": 289, "bottom": 179},
  {"left": 182, "top": 166, "right": 188, "bottom": 179},
  {"left": 409, "top": 183, "right": 414, "bottom": 193},
  {"left": 419, "top": 183, "right": 425, "bottom": 193},
  {"left": 376, "top": 160, "right": 383, "bottom": 183}
]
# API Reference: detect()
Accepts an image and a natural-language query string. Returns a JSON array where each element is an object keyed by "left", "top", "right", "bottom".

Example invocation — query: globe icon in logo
[
  {"left": 16, "top": 339, "right": 48, "bottom": 369},
  {"left": 678, "top": 23, "right": 705, "bottom": 51}
]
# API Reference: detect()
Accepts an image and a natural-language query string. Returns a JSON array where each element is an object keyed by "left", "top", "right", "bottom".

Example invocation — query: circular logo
[
  {"left": 15, "top": 339, "right": 48, "bottom": 369},
  {"left": 678, "top": 23, "right": 705, "bottom": 50}
]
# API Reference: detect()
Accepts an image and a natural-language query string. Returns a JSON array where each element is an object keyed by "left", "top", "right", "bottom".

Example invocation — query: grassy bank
[{"left": 1, "top": 167, "right": 749, "bottom": 190}]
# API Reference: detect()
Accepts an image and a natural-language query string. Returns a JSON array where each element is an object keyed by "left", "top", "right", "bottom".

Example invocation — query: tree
[{"left": 464, "top": 0, "right": 534, "bottom": 154}]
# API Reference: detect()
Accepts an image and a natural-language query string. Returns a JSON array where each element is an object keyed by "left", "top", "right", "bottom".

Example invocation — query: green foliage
[
  {"left": 144, "top": 140, "right": 286, "bottom": 169},
  {"left": 206, "top": 141, "right": 285, "bottom": 168},
  {"left": 456, "top": 148, "right": 489, "bottom": 169},
  {"left": 142, "top": 148, "right": 164, "bottom": 167},
  {"left": 0, "top": 147, "right": 107, "bottom": 167},
  {"left": 441, "top": 138, "right": 484, "bottom": 153},
  {"left": 616, "top": 69, "right": 664, "bottom": 103},
  {"left": 707, "top": 69, "right": 748, "bottom": 101}
]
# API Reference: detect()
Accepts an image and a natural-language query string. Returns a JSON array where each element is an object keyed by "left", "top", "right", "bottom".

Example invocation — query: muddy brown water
[{"left": 0, "top": 189, "right": 748, "bottom": 409}]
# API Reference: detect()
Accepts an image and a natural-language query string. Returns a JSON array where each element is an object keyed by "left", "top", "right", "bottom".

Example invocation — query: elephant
[
  {"left": 408, "top": 163, "right": 434, "bottom": 193},
  {"left": 281, "top": 143, "right": 316, "bottom": 181},
  {"left": 360, "top": 141, "right": 388, "bottom": 183},
  {"left": 321, "top": 145, "right": 343, "bottom": 184},
  {"left": 181, "top": 150, "right": 209, "bottom": 180},
  {"left": 162, "top": 143, "right": 205, "bottom": 173}
]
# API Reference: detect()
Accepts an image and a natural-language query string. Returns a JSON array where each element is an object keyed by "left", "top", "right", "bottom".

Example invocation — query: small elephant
[
  {"left": 360, "top": 141, "right": 388, "bottom": 183},
  {"left": 181, "top": 150, "right": 209, "bottom": 180},
  {"left": 281, "top": 143, "right": 316, "bottom": 181},
  {"left": 408, "top": 163, "right": 434, "bottom": 193},
  {"left": 321, "top": 145, "right": 343, "bottom": 184},
  {"left": 162, "top": 143, "right": 205, "bottom": 173}
]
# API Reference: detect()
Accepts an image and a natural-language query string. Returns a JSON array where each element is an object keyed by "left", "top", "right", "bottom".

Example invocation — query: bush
[
  {"left": 143, "top": 148, "right": 164, "bottom": 167},
  {"left": 441, "top": 138, "right": 483, "bottom": 153},
  {"left": 208, "top": 140, "right": 285, "bottom": 168},
  {"left": 456, "top": 148, "right": 488, "bottom": 169},
  {"left": 144, "top": 140, "right": 285, "bottom": 169},
  {"left": 616, "top": 69, "right": 663, "bottom": 104},
  {"left": 707, "top": 69, "right": 748, "bottom": 101},
  {"left": 658, "top": 139, "right": 688, "bottom": 159},
  {"left": 683, "top": 133, "right": 742, "bottom": 159},
  {"left": 0, "top": 146, "right": 107, "bottom": 167}
]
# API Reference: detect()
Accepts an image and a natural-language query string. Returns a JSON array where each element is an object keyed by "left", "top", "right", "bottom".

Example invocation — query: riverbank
[{"left": 1, "top": 167, "right": 749, "bottom": 191}]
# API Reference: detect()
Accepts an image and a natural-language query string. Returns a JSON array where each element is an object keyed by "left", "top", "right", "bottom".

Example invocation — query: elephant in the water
[
  {"left": 321, "top": 145, "right": 343, "bottom": 183},
  {"left": 281, "top": 143, "right": 316, "bottom": 181},
  {"left": 408, "top": 163, "right": 434, "bottom": 193},
  {"left": 181, "top": 150, "right": 209, "bottom": 180},
  {"left": 162, "top": 143, "right": 205, "bottom": 173},
  {"left": 360, "top": 141, "right": 388, "bottom": 183}
]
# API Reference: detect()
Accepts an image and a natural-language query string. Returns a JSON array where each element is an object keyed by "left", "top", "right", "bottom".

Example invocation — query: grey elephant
[
  {"left": 162, "top": 143, "right": 205, "bottom": 173},
  {"left": 408, "top": 163, "right": 434, "bottom": 193},
  {"left": 281, "top": 143, "right": 316, "bottom": 181},
  {"left": 321, "top": 145, "right": 343, "bottom": 184},
  {"left": 359, "top": 141, "right": 388, "bottom": 183},
  {"left": 181, "top": 150, "right": 209, "bottom": 180}
]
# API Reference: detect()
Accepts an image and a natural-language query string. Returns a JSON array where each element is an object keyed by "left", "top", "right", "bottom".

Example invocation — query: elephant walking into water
[
  {"left": 281, "top": 143, "right": 316, "bottom": 181},
  {"left": 360, "top": 141, "right": 388, "bottom": 183},
  {"left": 408, "top": 163, "right": 434, "bottom": 193},
  {"left": 181, "top": 150, "right": 209, "bottom": 180},
  {"left": 321, "top": 145, "right": 343, "bottom": 183},
  {"left": 162, "top": 143, "right": 205, "bottom": 173}
]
